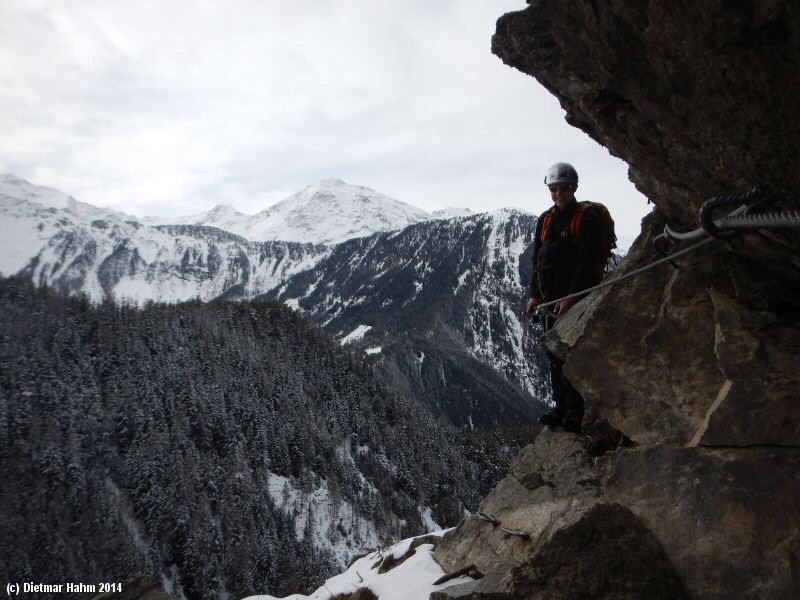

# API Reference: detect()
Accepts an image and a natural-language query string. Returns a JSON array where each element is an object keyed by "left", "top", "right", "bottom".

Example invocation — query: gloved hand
[{"left": 554, "top": 297, "right": 575, "bottom": 317}]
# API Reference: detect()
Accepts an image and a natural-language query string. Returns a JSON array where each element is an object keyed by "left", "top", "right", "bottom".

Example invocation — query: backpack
[{"left": 539, "top": 201, "right": 617, "bottom": 279}]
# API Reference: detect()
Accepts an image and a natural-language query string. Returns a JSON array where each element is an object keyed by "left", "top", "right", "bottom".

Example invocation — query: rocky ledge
[
  {"left": 433, "top": 1, "right": 800, "bottom": 598},
  {"left": 434, "top": 427, "right": 799, "bottom": 599}
]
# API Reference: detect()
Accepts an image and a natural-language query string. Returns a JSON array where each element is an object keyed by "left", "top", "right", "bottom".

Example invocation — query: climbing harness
[{"left": 534, "top": 185, "right": 799, "bottom": 320}]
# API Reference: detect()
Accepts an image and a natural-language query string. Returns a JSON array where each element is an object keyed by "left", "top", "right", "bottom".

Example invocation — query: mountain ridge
[
  {"left": 2, "top": 174, "right": 474, "bottom": 246},
  {"left": 0, "top": 174, "right": 550, "bottom": 429}
]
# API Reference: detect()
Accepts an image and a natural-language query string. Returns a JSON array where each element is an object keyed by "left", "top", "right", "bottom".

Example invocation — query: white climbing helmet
[{"left": 543, "top": 162, "right": 579, "bottom": 186}]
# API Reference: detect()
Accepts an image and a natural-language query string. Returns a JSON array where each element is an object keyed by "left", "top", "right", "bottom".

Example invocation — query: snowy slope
[
  {"left": 0, "top": 173, "right": 75, "bottom": 209},
  {"left": 0, "top": 173, "right": 133, "bottom": 221},
  {"left": 0, "top": 174, "right": 128, "bottom": 276},
  {"left": 142, "top": 203, "right": 250, "bottom": 233},
  {"left": 0, "top": 187, "right": 76, "bottom": 277},
  {"left": 245, "top": 531, "right": 472, "bottom": 600},
  {"left": 26, "top": 220, "right": 329, "bottom": 303}
]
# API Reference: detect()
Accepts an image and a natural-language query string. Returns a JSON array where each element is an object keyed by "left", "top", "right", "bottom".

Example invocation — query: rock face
[
  {"left": 266, "top": 210, "right": 549, "bottom": 428},
  {"left": 434, "top": 2, "right": 800, "bottom": 598},
  {"left": 435, "top": 429, "right": 800, "bottom": 599},
  {"left": 434, "top": 431, "right": 690, "bottom": 600},
  {"left": 603, "top": 445, "right": 800, "bottom": 598}
]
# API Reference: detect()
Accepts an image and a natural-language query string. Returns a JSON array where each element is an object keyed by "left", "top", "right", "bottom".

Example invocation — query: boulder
[
  {"left": 434, "top": 433, "right": 692, "bottom": 599},
  {"left": 435, "top": 429, "right": 599, "bottom": 574}
]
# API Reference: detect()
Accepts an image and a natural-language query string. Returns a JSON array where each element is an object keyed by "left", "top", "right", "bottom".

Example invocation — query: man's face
[{"left": 548, "top": 183, "right": 576, "bottom": 209}]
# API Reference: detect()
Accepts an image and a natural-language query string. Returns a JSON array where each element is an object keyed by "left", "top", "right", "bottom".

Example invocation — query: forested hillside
[
  {"left": 265, "top": 210, "right": 549, "bottom": 428},
  {"left": 0, "top": 278, "right": 525, "bottom": 599}
]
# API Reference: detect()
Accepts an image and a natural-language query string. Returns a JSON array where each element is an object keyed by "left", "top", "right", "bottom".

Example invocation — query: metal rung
[
  {"left": 501, "top": 527, "right": 530, "bottom": 539},
  {"left": 476, "top": 511, "right": 500, "bottom": 525}
]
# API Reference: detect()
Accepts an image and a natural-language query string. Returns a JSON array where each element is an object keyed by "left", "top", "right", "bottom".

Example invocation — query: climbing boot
[
  {"left": 539, "top": 410, "right": 563, "bottom": 427},
  {"left": 561, "top": 411, "right": 583, "bottom": 434}
]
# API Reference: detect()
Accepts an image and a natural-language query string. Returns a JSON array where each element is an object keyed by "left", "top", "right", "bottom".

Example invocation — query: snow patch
[
  {"left": 244, "top": 531, "right": 470, "bottom": 600},
  {"left": 340, "top": 324, "right": 372, "bottom": 345},
  {"left": 266, "top": 472, "right": 382, "bottom": 569},
  {"left": 454, "top": 269, "right": 471, "bottom": 294},
  {"left": 420, "top": 507, "right": 442, "bottom": 532}
]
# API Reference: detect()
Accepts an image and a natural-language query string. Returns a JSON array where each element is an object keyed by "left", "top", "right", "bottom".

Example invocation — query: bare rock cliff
[{"left": 433, "top": 1, "right": 800, "bottom": 598}]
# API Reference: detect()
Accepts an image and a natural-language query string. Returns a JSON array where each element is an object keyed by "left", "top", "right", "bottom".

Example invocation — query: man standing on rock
[{"left": 526, "top": 162, "right": 609, "bottom": 433}]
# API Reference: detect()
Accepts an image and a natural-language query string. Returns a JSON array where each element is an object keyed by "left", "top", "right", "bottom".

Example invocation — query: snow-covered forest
[{"left": 0, "top": 277, "right": 530, "bottom": 599}]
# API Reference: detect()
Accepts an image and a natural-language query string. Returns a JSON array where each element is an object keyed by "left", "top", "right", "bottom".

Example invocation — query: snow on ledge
[
  {"left": 283, "top": 298, "right": 301, "bottom": 311},
  {"left": 340, "top": 324, "right": 372, "bottom": 345},
  {"left": 243, "top": 530, "right": 471, "bottom": 600}
]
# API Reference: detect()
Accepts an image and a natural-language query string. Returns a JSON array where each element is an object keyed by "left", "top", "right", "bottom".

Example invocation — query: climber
[{"left": 526, "top": 162, "right": 613, "bottom": 433}]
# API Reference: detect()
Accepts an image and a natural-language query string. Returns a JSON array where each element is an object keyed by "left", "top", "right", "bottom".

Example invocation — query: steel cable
[
  {"left": 534, "top": 237, "right": 714, "bottom": 316},
  {"left": 533, "top": 187, "right": 798, "bottom": 320}
]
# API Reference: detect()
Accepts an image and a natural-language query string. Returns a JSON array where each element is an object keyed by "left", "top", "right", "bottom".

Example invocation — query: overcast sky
[{"left": 1, "top": 0, "right": 651, "bottom": 238}]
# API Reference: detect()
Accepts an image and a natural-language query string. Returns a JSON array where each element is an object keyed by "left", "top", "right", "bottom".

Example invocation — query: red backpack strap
[
  {"left": 539, "top": 208, "right": 553, "bottom": 244},
  {"left": 539, "top": 208, "right": 556, "bottom": 244},
  {"left": 570, "top": 202, "right": 590, "bottom": 240}
]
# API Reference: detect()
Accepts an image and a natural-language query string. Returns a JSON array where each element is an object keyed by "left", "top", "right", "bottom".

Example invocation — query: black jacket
[{"left": 530, "top": 199, "right": 603, "bottom": 302}]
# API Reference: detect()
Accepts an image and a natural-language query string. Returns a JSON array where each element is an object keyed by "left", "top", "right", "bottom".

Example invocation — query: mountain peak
[
  {"left": 314, "top": 178, "right": 347, "bottom": 187},
  {"left": 431, "top": 206, "right": 475, "bottom": 220},
  {"left": 0, "top": 173, "right": 75, "bottom": 210},
  {"left": 207, "top": 203, "right": 239, "bottom": 214},
  {"left": 248, "top": 180, "right": 430, "bottom": 244}
]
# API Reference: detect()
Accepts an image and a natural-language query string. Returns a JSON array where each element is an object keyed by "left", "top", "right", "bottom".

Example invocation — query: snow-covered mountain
[
  {"left": 145, "top": 178, "right": 438, "bottom": 245},
  {"left": 264, "top": 208, "right": 548, "bottom": 427},
  {"left": 1, "top": 174, "right": 548, "bottom": 427},
  {"left": 0, "top": 177, "right": 330, "bottom": 302},
  {"left": 0, "top": 174, "right": 138, "bottom": 277},
  {"left": 246, "top": 179, "right": 431, "bottom": 244},
  {"left": 0, "top": 173, "right": 133, "bottom": 221},
  {"left": 4, "top": 174, "right": 472, "bottom": 250},
  {"left": 142, "top": 202, "right": 251, "bottom": 235}
]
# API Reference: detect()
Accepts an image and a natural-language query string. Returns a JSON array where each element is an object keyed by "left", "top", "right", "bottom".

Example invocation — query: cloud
[{"left": 0, "top": 0, "right": 650, "bottom": 236}]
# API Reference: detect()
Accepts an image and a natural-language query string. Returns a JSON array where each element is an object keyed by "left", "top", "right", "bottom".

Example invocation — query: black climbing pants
[{"left": 547, "top": 352, "right": 585, "bottom": 418}]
